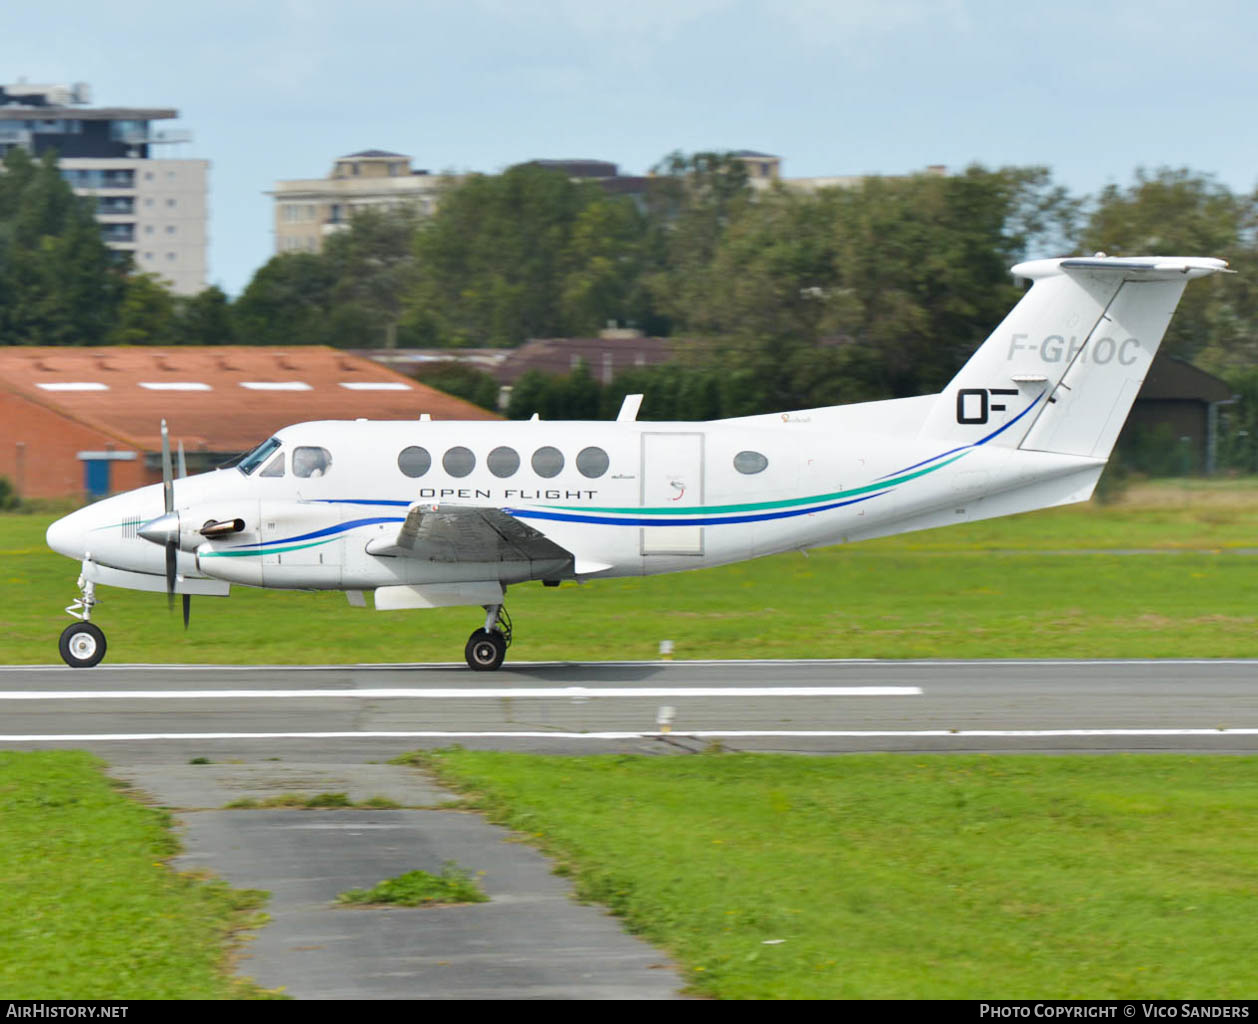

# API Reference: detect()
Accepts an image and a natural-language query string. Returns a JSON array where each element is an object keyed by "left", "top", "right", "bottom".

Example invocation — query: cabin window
[
  {"left": 259, "top": 452, "right": 285, "bottom": 478},
  {"left": 733, "top": 451, "right": 768, "bottom": 475},
  {"left": 293, "top": 446, "right": 332, "bottom": 478},
  {"left": 443, "top": 446, "right": 475, "bottom": 478},
  {"left": 487, "top": 446, "right": 520, "bottom": 478},
  {"left": 398, "top": 446, "right": 431, "bottom": 478},
  {"left": 237, "top": 436, "right": 281, "bottom": 475},
  {"left": 576, "top": 446, "right": 609, "bottom": 478},
  {"left": 531, "top": 446, "right": 564, "bottom": 478}
]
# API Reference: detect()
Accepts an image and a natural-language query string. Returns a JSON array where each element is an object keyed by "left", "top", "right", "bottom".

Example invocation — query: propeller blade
[
  {"left": 160, "top": 419, "right": 178, "bottom": 613},
  {"left": 165, "top": 540, "right": 176, "bottom": 612},
  {"left": 160, "top": 419, "right": 173, "bottom": 515},
  {"left": 182, "top": 594, "right": 191, "bottom": 630},
  {"left": 177, "top": 439, "right": 187, "bottom": 480}
]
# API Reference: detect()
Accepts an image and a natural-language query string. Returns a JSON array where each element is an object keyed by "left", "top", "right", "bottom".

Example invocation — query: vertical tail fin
[{"left": 918, "top": 256, "right": 1229, "bottom": 459}]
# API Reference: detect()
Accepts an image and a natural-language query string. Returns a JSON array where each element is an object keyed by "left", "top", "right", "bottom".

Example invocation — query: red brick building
[{"left": 0, "top": 347, "right": 495, "bottom": 500}]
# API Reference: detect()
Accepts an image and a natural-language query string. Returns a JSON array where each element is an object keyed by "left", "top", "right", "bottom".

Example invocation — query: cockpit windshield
[{"left": 236, "top": 437, "right": 282, "bottom": 476}]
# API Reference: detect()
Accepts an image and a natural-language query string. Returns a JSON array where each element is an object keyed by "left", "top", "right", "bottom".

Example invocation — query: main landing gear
[
  {"left": 465, "top": 603, "right": 512, "bottom": 672},
  {"left": 60, "top": 559, "right": 106, "bottom": 668}
]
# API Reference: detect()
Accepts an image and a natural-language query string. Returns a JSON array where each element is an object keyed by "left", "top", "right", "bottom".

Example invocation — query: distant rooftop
[
  {"left": 0, "top": 81, "right": 176, "bottom": 121},
  {"left": 0, "top": 105, "right": 177, "bottom": 121},
  {"left": 0, "top": 346, "right": 495, "bottom": 453},
  {"left": 340, "top": 149, "right": 410, "bottom": 159},
  {"left": 526, "top": 159, "right": 619, "bottom": 179}
]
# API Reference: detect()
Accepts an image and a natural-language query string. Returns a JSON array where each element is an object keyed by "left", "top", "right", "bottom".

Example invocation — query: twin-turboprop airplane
[{"left": 45, "top": 255, "right": 1229, "bottom": 670}]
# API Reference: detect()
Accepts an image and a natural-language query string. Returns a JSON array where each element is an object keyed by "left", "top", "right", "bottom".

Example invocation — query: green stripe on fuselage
[
  {"left": 199, "top": 538, "right": 336, "bottom": 558},
  {"left": 548, "top": 452, "right": 969, "bottom": 516}
]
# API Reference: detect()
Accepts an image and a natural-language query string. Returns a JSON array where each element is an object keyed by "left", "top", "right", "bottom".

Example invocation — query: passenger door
[{"left": 640, "top": 432, "right": 704, "bottom": 555}]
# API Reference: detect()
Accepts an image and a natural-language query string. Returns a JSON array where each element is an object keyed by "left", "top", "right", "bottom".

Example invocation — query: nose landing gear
[
  {"left": 60, "top": 558, "right": 107, "bottom": 668},
  {"left": 465, "top": 603, "right": 512, "bottom": 671}
]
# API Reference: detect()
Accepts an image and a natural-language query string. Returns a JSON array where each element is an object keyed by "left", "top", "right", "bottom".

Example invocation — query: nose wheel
[
  {"left": 59, "top": 621, "right": 107, "bottom": 669},
  {"left": 465, "top": 603, "right": 512, "bottom": 671},
  {"left": 59, "top": 559, "right": 107, "bottom": 668}
]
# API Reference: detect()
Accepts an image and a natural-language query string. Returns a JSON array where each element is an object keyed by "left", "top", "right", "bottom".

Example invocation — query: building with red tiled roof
[
  {"left": 364, "top": 331, "right": 696, "bottom": 409},
  {"left": 0, "top": 347, "right": 495, "bottom": 499}
]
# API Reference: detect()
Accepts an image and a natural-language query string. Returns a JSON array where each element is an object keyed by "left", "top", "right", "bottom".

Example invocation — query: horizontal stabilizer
[
  {"left": 1053, "top": 256, "right": 1231, "bottom": 279},
  {"left": 917, "top": 255, "right": 1230, "bottom": 461}
]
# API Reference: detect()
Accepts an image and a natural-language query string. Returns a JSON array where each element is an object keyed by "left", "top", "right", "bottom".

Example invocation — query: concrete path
[{"left": 116, "top": 759, "right": 685, "bottom": 1000}]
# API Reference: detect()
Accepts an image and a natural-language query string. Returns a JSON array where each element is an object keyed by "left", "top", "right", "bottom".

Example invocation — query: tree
[
  {"left": 404, "top": 164, "right": 651, "bottom": 347},
  {"left": 665, "top": 165, "right": 1046, "bottom": 405},
  {"left": 1078, "top": 168, "right": 1258, "bottom": 369},
  {"left": 232, "top": 252, "right": 338, "bottom": 346},
  {"left": 108, "top": 272, "right": 178, "bottom": 345},
  {"left": 560, "top": 197, "right": 651, "bottom": 334},
  {"left": 322, "top": 207, "right": 421, "bottom": 347},
  {"left": 640, "top": 151, "right": 754, "bottom": 334},
  {"left": 175, "top": 286, "right": 237, "bottom": 345},
  {"left": 412, "top": 361, "right": 500, "bottom": 412},
  {"left": 0, "top": 148, "right": 122, "bottom": 345}
]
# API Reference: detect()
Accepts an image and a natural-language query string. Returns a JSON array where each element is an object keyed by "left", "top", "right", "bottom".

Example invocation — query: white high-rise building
[
  {"left": 0, "top": 81, "right": 208, "bottom": 295},
  {"left": 271, "top": 150, "right": 450, "bottom": 255}
]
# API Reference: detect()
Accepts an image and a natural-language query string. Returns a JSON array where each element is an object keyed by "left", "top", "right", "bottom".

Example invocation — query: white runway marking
[
  {"left": 0, "top": 686, "right": 923, "bottom": 700},
  {"left": 1, "top": 728, "right": 1256, "bottom": 743}
]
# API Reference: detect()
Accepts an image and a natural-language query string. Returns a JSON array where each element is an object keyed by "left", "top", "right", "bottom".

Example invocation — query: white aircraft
[{"left": 45, "top": 255, "right": 1229, "bottom": 670}]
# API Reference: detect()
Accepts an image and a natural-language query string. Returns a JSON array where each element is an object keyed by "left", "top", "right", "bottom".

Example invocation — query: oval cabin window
[
  {"left": 576, "top": 446, "right": 609, "bottom": 478},
  {"left": 531, "top": 446, "right": 564, "bottom": 478},
  {"left": 443, "top": 446, "right": 476, "bottom": 478},
  {"left": 733, "top": 451, "right": 768, "bottom": 475},
  {"left": 398, "top": 446, "right": 431, "bottom": 478},
  {"left": 487, "top": 446, "right": 520, "bottom": 478}
]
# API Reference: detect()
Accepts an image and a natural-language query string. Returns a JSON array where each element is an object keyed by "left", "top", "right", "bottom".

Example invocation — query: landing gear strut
[
  {"left": 60, "top": 558, "right": 107, "bottom": 668},
  {"left": 465, "top": 603, "right": 512, "bottom": 671}
]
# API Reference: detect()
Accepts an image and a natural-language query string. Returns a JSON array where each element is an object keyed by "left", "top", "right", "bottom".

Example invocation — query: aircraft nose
[{"left": 46, "top": 510, "right": 88, "bottom": 560}]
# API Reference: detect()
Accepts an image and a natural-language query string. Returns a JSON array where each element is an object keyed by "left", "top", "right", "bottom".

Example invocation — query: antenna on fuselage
[{"left": 617, "top": 394, "right": 643, "bottom": 422}]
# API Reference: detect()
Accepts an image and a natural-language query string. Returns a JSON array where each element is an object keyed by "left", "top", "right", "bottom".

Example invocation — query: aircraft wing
[{"left": 365, "top": 503, "right": 575, "bottom": 573}]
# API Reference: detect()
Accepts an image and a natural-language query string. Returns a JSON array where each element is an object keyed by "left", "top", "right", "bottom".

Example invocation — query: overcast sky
[{"left": 4, "top": 0, "right": 1256, "bottom": 297}]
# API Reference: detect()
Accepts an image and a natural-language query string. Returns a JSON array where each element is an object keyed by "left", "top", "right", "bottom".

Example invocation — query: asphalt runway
[
  {"left": 7, "top": 659, "right": 1256, "bottom": 998},
  {"left": 3, "top": 658, "right": 1258, "bottom": 756}
]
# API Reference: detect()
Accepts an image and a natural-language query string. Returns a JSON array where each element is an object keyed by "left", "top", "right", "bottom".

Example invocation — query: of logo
[{"left": 956, "top": 388, "right": 1018, "bottom": 425}]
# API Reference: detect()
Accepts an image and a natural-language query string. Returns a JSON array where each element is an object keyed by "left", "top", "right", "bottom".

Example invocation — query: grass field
[
  {"left": 0, "top": 751, "right": 270, "bottom": 999},
  {"left": 3, "top": 481, "right": 1256, "bottom": 999},
  {"left": 417, "top": 749, "right": 1258, "bottom": 1000},
  {"left": 2, "top": 479, "right": 1257, "bottom": 664}
]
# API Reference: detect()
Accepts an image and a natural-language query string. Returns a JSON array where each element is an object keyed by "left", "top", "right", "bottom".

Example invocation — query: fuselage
[{"left": 45, "top": 403, "right": 1098, "bottom": 592}]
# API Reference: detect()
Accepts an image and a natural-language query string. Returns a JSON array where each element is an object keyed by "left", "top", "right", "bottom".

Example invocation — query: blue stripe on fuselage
[
  {"left": 505, "top": 490, "right": 890, "bottom": 527},
  {"left": 229, "top": 516, "right": 405, "bottom": 550}
]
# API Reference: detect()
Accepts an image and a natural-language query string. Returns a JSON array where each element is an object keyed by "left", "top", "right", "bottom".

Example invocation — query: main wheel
[
  {"left": 59, "top": 621, "right": 107, "bottom": 669},
  {"left": 465, "top": 629, "right": 507, "bottom": 672}
]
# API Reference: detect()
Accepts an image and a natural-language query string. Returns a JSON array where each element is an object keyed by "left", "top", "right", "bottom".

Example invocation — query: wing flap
[{"left": 366, "top": 503, "right": 575, "bottom": 574}]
